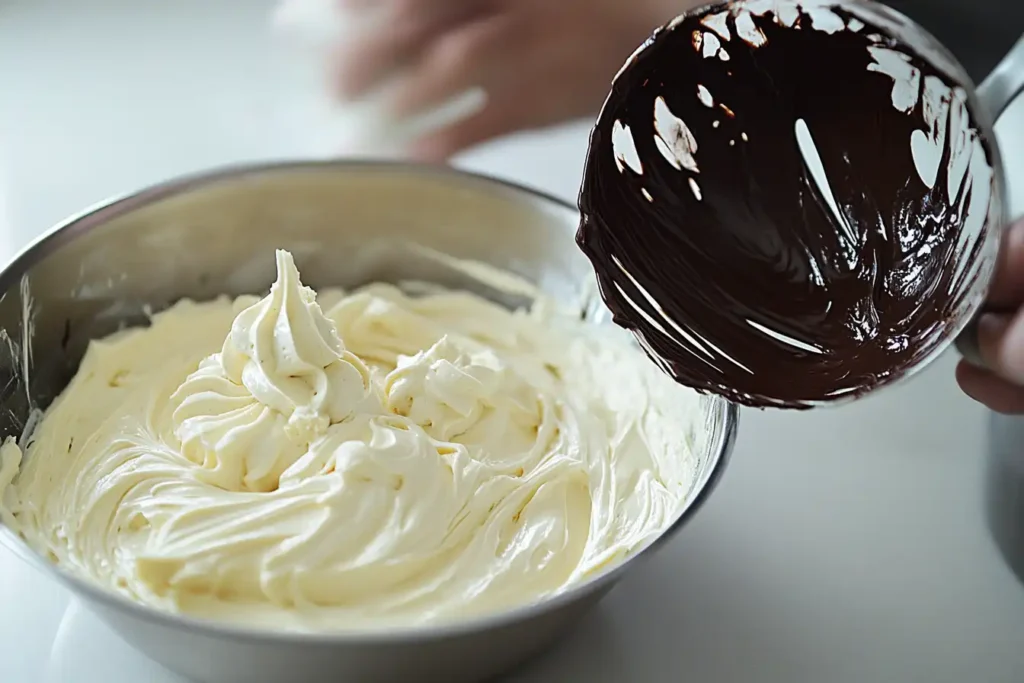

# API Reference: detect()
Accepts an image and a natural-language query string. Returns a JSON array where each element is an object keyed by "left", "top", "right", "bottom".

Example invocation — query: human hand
[
  {"left": 332, "top": 0, "right": 690, "bottom": 161},
  {"left": 957, "top": 219, "right": 1024, "bottom": 413}
]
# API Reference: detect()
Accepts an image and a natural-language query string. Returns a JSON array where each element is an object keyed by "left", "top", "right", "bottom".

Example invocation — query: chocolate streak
[{"left": 577, "top": 0, "right": 998, "bottom": 409}]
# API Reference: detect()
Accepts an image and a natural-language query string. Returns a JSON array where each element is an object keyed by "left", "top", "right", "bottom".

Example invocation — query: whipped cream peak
[
  {"left": 170, "top": 250, "right": 373, "bottom": 491},
  {"left": 221, "top": 249, "right": 370, "bottom": 425}
]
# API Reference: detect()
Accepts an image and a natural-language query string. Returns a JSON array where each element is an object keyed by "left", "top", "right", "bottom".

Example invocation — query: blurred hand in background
[{"left": 332, "top": 0, "right": 691, "bottom": 161}]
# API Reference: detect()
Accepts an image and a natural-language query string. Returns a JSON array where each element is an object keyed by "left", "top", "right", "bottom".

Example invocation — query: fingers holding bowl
[
  {"left": 955, "top": 220, "right": 1024, "bottom": 411},
  {"left": 986, "top": 219, "right": 1024, "bottom": 309},
  {"left": 956, "top": 360, "right": 1024, "bottom": 414}
]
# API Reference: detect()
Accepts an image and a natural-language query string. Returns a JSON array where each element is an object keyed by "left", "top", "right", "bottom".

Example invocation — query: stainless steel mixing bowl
[{"left": 0, "top": 161, "right": 737, "bottom": 683}]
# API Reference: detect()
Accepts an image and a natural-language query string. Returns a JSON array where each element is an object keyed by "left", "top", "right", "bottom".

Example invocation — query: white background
[{"left": 2, "top": 2, "right": 1024, "bottom": 682}]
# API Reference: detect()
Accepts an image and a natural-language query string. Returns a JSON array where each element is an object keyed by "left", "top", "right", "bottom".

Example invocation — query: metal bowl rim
[{"left": 0, "top": 158, "right": 739, "bottom": 644}]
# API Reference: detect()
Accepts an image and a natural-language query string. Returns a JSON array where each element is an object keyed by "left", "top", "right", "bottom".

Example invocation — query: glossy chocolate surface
[{"left": 577, "top": 0, "right": 997, "bottom": 408}]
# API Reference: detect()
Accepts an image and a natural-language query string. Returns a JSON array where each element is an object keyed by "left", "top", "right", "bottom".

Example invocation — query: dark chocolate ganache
[{"left": 577, "top": 0, "right": 1000, "bottom": 409}]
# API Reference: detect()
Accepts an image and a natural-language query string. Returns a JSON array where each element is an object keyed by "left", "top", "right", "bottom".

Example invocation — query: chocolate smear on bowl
[{"left": 577, "top": 0, "right": 998, "bottom": 409}]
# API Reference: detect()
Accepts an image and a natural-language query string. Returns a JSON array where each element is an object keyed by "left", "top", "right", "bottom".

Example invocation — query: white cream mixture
[{"left": 0, "top": 250, "right": 703, "bottom": 631}]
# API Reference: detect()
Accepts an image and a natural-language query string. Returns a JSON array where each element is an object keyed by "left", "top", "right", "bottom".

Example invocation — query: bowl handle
[{"left": 977, "top": 34, "right": 1024, "bottom": 122}]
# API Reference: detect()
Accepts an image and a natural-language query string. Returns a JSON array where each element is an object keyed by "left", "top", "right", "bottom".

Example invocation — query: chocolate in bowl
[{"left": 577, "top": 0, "right": 1005, "bottom": 409}]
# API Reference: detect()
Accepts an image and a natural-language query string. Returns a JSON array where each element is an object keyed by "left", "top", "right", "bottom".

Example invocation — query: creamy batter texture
[{"left": 0, "top": 250, "right": 703, "bottom": 631}]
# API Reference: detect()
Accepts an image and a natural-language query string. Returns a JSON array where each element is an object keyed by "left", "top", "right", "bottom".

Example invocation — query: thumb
[{"left": 977, "top": 307, "right": 1024, "bottom": 385}]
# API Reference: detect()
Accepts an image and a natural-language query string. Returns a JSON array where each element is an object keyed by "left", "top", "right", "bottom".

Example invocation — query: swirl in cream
[
  {"left": 172, "top": 251, "right": 373, "bottom": 493},
  {"left": 0, "top": 250, "right": 704, "bottom": 630}
]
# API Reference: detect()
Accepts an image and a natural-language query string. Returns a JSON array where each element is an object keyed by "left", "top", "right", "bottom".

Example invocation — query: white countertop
[{"left": 2, "top": 3, "right": 1024, "bottom": 682}]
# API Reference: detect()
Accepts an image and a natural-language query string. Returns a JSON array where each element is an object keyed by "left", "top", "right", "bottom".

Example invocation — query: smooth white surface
[{"left": 2, "top": 2, "right": 1024, "bottom": 682}]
